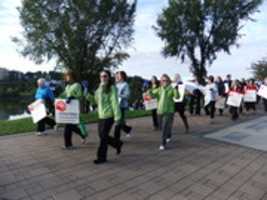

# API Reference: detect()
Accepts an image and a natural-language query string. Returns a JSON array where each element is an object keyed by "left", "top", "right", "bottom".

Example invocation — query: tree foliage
[
  {"left": 154, "top": 0, "right": 263, "bottom": 84},
  {"left": 251, "top": 58, "right": 267, "bottom": 80},
  {"left": 14, "top": 0, "right": 137, "bottom": 83}
]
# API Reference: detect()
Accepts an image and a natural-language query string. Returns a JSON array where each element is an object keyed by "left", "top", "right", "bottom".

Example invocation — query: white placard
[
  {"left": 55, "top": 99, "right": 80, "bottom": 124},
  {"left": 244, "top": 90, "right": 257, "bottom": 102},
  {"left": 258, "top": 85, "right": 267, "bottom": 100},
  {"left": 227, "top": 92, "right": 243, "bottom": 107},
  {"left": 215, "top": 97, "right": 226, "bottom": 109},
  {"left": 172, "top": 84, "right": 185, "bottom": 103},
  {"left": 28, "top": 100, "right": 47, "bottom": 124},
  {"left": 143, "top": 95, "right": 158, "bottom": 110},
  {"left": 184, "top": 82, "right": 198, "bottom": 94}
]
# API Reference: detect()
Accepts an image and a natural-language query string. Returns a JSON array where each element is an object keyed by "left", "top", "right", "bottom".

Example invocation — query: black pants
[
  {"left": 245, "top": 102, "right": 256, "bottom": 111},
  {"left": 64, "top": 124, "right": 85, "bottom": 147},
  {"left": 152, "top": 109, "right": 159, "bottom": 128},
  {"left": 264, "top": 99, "right": 267, "bottom": 112},
  {"left": 175, "top": 102, "right": 189, "bottom": 130},
  {"left": 230, "top": 106, "right": 239, "bottom": 120},
  {"left": 205, "top": 101, "right": 216, "bottom": 119},
  {"left": 98, "top": 118, "right": 122, "bottom": 161},
  {"left": 37, "top": 117, "right": 56, "bottom": 132},
  {"left": 114, "top": 108, "right": 132, "bottom": 140},
  {"left": 189, "top": 90, "right": 202, "bottom": 115}
]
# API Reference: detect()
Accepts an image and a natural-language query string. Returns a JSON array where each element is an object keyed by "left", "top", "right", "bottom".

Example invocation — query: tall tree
[
  {"left": 14, "top": 0, "right": 137, "bottom": 84},
  {"left": 154, "top": 0, "right": 263, "bottom": 84},
  {"left": 250, "top": 58, "right": 267, "bottom": 80}
]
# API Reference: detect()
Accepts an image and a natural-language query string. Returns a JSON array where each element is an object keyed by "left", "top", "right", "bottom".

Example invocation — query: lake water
[{"left": 0, "top": 98, "right": 31, "bottom": 121}]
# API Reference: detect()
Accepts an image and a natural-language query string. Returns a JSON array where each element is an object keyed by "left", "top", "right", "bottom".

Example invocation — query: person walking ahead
[
  {"left": 34, "top": 78, "right": 56, "bottom": 136},
  {"left": 87, "top": 70, "right": 123, "bottom": 164},
  {"left": 149, "top": 74, "right": 179, "bottom": 151}
]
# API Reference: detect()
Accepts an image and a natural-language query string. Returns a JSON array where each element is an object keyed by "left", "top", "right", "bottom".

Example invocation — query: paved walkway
[{"left": 1, "top": 110, "right": 267, "bottom": 200}]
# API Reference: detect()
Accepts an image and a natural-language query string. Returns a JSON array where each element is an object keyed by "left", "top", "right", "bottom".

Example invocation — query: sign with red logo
[{"left": 55, "top": 99, "right": 80, "bottom": 124}]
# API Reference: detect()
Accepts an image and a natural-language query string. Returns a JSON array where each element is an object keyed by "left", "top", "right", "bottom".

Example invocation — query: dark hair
[
  {"left": 161, "top": 74, "right": 171, "bottom": 84},
  {"left": 101, "top": 70, "right": 113, "bottom": 93},
  {"left": 208, "top": 75, "right": 214, "bottom": 83},
  {"left": 151, "top": 76, "right": 160, "bottom": 88},
  {"left": 64, "top": 70, "right": 77, "bottom": 82},
  {"left": 119, "top": 71, "right": 127, "bottom": 81}
]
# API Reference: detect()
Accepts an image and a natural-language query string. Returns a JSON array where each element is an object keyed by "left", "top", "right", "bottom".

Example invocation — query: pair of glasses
[
  {"left": 162, "top": 80, "right": 168, "bottom": 82},
  {"left": 101, "top": 75, "right": 108, "bottom": 78}
]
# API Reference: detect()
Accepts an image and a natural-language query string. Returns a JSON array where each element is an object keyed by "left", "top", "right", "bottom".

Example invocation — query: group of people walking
[{"left": 32, "top": 70, "right": 267, "bottom": 164}]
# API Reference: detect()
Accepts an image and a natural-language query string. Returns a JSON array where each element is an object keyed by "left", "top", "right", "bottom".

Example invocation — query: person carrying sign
[
  {"left": 244, "top": 79, "right": 257, "bottom": 113},
  {"left": 60, "top": 71, "right": 87, "bottom": 149},
  {"left": 228, "top": 80, "right": 244, "bottom": 121},
  {"left": 86, "top": 70, "right": 123, "bottom": 164},
  {"left": 34, "top": 78, "right": 56, "bottom": 136},
  {"left": 148, "top": 74, "right": 179, "bottom": 151},
  {"left": 173, "top": 73, "right": 189, "bottom": 133}
]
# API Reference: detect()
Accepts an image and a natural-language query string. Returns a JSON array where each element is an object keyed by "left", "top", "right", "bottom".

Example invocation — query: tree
[
  {"left": 250, "top": 58, "right": 267, "bottom": 80},
  {"left": 154, "top": 0, "right": 263, "bottom": 84},
  {"left": 14, "top": 0, "right": 137, "bottom": 84}
]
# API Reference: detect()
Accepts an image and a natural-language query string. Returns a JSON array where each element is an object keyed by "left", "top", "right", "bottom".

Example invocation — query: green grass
[{"left": 0, "top": 110, "right": 151, "bottom": 136}]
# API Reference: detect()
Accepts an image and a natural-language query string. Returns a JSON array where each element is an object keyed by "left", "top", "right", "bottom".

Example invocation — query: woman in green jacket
[
  {"left": 61, "top": 71, "right": 87, "bottom": 149},
  {"left": 87, "top": 70, "right": 123, "bottom": 164},
  {"left": 149, "top": 74, "right": 179, "bottom": 151}
]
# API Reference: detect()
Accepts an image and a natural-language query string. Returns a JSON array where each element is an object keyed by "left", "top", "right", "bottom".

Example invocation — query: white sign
[
  {"left": 172, "top": 84, "right": 185, "bottom": 103},
  {"left": 227, "top": 92, "right": 243, "bottom": 107},
  {"left": 215, "top": 97, "right": 226, "bottom": 109},
  {"left": 184, "top": 82, "right": 198, "bottom": 94},
  {"left": 28, "top": 100, "right": 47, "bottom": 124},
  {"left": 143, "top": 95, "right": 158, "bottom": 110},
  {"left": 55, "top": 99, "right": 80, "bottom": 124},
  {"left": 244, "top": 90, "right": 257, "bottom": 102},
  {"left": 258, "top": 85, "right": 267, "bottom": 100}
]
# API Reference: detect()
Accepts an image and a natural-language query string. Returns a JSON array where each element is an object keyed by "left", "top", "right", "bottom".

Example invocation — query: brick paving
[{"left": 0, "top": 110, "right": 267, "bottom": 200}]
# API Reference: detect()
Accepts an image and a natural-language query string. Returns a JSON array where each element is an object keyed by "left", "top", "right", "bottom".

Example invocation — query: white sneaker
[
  {"left": 126, "top": 133, "right": 132, "bottom": 138},
  {"left": 81, "top": 138, "right": 87, "bottom": 145},
  {"left": 54, "top": 125, "right": 58, "bottom": 132},
  {"left": 166, "top": 138, "right": 171, "bottom": 143},
  {"left": 159, "top": 145, "right": 165, "bottom": 151},
  {"left": 36, "top": 132, "right": 43, "bottom": 136}
]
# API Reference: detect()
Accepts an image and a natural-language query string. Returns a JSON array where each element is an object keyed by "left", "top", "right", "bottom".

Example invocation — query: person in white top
[{"left": 204, "top": 75, "right": 218, "bottom": 123}]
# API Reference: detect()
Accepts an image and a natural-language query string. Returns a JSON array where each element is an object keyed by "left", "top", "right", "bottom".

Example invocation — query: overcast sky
[{"left": 0, "top": 0, "right": 267, "bottom": 80}]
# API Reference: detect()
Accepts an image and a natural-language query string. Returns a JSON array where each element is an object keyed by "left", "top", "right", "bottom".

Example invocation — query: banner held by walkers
[
  {"left": 55, "top": 99, "right": 80, "bottom": 124},
  {"left": 227, "top": 92, "right": 243, "bottom": 107},
  {"left": 143, "top": 95, "right": 158, "bottom": 110},
  {"left": 244, "top": 90, "right": 257, "bottom": 102},
  {"left": 258, "top": 85, "right": 267, "bottom": 100},
  {"left": 28, "top": 100, "right": 47, "bottom": 123}
]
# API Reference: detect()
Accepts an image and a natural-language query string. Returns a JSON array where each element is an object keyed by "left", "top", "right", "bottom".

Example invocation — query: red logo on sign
[{"left": 56, "top": 101, "right": 66, "bottom": 112}]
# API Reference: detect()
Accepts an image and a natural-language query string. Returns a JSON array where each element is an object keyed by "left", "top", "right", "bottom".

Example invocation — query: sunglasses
[
  {"left": 162, "top": 79, "right": 168, "bottom": 82},
  {"left": 100, "top": 75, "right": 108, "bottom": 78}
]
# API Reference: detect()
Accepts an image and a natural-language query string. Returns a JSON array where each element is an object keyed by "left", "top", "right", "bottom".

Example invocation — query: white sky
[{"left": 0, "top": 0, "right": 267, "bottom": 80}]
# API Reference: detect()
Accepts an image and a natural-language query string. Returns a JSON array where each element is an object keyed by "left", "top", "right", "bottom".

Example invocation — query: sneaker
[
  {"left": 126, "top": 133, "right": 132, "bottom": 138},
  {"left": 166, "top": 138, "right": 171, "bottom": 143},
  {"left": 54, "top": 125, "right": 59, "bottom": 132},
  {"left": 159, "top": 145, "right": 165, "bottom": 151},
  {"left": 62, "top": 146, "right": 78, "bottom": 150},
  {"left": 36, "top": 132, "right": 43, "bottom": 136},
  {"left": 94, "top": 159, "right": 107, "bottom": 165},
  {"left": 81, "top": 138, "right": 87, "bottom": 145}
]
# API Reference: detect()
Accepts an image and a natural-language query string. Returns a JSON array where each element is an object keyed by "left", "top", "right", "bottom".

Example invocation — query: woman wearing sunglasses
[
  {"left": 148, "top": 74, "right": 179, "bottom": 150},
  {"left": 87, "top": 70, "right": 123, "bottom": 164}
]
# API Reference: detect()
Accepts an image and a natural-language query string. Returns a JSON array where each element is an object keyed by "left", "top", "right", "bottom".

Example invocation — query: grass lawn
[{"left": 0, "top": 110, "right": 151, "bottom": 136}]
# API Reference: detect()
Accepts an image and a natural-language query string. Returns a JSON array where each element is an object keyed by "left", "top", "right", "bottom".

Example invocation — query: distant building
[{"left": 0, "top": 68, "right": 9, "bottom": 80}]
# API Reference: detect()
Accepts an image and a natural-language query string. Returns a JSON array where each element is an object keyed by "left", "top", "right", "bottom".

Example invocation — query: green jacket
[
  {"left": 87, "top": 85, "right": 121, "bottom": 121},
  {"left": 61, "top": 82, "right": 82, "bottom": 99},
  {"left": 150, "top": 85, "right": 179, "bottom": 115}
]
